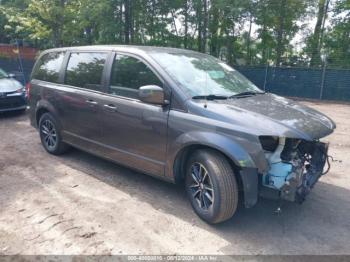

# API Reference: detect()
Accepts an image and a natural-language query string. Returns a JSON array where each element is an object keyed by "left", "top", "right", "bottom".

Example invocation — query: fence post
[
  {"left": 320, "top": 60, "right": 327, "bottom": 100},
  {"left": 263, "top": 50, "right": 269, "bottom": 91}
]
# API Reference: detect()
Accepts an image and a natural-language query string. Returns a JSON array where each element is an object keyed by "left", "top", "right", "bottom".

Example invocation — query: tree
[
  {"left": 255, "top": 0, "right": 310, "bottom": 66},
  {"left": 1, "top": 0, "right": 77, "bottom": 47},
  {"left": 323, "top": 0, "right": 350, "bottom": 68},
  {"left": 0, "top": 0, "right": 348, "bottom": 69},
  {"left": 307, "top": 0, "right": 331, "bottom": 67},
  {"left": 0, "top": 0, "right": 29, "bottom": 43}
]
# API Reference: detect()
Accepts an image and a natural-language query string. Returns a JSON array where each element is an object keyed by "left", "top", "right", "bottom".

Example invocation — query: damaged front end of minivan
[
  {"left": 259, "top": 136, "right": 330, "bottom": 203},
  {"left": 191, "top": 93, "right": 336, "bottom": 210}
]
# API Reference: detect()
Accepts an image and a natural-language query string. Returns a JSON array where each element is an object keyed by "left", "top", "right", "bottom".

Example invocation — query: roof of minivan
[{"left": 41, "top": 45, "right": 198, "bottom": 56}]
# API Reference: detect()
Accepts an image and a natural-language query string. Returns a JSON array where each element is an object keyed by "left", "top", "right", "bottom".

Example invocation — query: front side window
[
  {"left": 150, "top": 52, "right": 261, "bottom": 97},
  {"left": 65, "top": 52, "right": 107, "bottom": 91},
  {"left": 32, "top": 52, "right": 65, "bottom": 82},
  {"left": 109, "top": 54, "right": 162, "bottom": 99}
]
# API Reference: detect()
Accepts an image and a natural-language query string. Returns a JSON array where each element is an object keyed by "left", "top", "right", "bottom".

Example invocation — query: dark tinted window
[
  {"left": 32, "top": 52, "right": 65, "bottom": 82},
  {"left": 65, "top": 52, "right": 107, "bottom": 90},
  {"left": 109, "top": 54, "right": 162, "bottom": 99}
]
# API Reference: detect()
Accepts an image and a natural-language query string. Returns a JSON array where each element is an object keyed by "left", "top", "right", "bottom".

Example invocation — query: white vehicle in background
[{"left": 0, "top": 68, "right": 27, "bottom": 113}]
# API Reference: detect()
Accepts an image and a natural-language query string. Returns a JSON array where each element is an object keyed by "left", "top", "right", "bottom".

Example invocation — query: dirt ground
[{"left": 0, "top": 101, "right": 349, "bottom": 255}]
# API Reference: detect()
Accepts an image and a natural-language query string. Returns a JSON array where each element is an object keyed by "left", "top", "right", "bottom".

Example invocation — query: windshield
[
  {"left": 150, "top": 52, "right": 261, "bottom": 97},
  {"left": 0, "top": 68, "right": 8, "bottom": 79}
]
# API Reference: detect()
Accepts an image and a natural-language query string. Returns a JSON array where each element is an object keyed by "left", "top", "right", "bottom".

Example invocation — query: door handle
[
  {"left": 103, "top": 104, "right": 118, "bottom": 112},
  {"left": 86, "top": 99, "right": 98, "bottom": 105}
]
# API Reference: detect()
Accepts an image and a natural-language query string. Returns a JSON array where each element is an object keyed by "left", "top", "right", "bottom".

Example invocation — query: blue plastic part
[{"left": 263, "top": 162, "right": 293, "bottom": 189}]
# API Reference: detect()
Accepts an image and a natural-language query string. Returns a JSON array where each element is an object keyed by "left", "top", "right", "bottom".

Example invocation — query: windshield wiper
[
  {"left": 192, "top": 94, "right": 229, "bottom": 100},
  {"left": 192, "top": 91, "right": 265, "bottom": 100},
  {"left": 229, "top": 91, "right": 266, "bottom": 98}
]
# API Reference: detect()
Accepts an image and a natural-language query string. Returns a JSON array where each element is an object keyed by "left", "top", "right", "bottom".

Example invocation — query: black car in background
[
  {"left": 0, "top": 68, "right": 27, "bottom": 113},
  {"left": 28, "top": 46, "right": 335, "bottom": 224}
]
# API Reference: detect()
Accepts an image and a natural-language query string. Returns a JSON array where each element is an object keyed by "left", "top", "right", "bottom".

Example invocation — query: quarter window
[
  {"left": 109, "top": 54, "right": 162, "bottom": 99},
  {"left": 65, "top": 52, "right": 107, "bottom": 91},
  {"left": 32, "top": 52, "right": 65, "bottom": 83}
]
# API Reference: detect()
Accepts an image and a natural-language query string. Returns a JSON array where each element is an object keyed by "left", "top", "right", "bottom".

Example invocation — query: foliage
[
  {"left": 323, "top": 0, "right": 350, "bottom": 68},
  {"left": 0, "top": 0, "right": 349, "bottom": 68}
]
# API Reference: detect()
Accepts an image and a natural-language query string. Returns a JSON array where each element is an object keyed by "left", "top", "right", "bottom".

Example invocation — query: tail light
[{"left": 25, "top": 82, "right": 31, "bottom": 100}]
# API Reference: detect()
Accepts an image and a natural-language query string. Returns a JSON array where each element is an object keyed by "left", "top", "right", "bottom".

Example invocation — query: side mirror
[
  {"left": 138, "top": 85, "right": 168, "bottom": 105},
  {"left": 8, "top": 73, "right": 15, "bottom": 78}
]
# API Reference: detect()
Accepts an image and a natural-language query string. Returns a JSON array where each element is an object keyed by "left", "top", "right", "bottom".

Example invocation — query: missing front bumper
[
  {"left": 261, "top": 140, "right": 329, "bottom": 203},
  {"left": 294, "top": 142, "right": 329, "bottom": 203}
]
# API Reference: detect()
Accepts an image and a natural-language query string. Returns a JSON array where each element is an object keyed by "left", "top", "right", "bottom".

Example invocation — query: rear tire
[
  {"left": 185, "top": 149, "right": 239, "bottom": 224},
  {"left": 39, "top": 113, "right": 69, "bottom": 155}
]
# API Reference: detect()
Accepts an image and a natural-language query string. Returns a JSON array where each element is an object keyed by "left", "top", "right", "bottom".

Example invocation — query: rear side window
[
  {"left": 64, "top": 52, "right": 107, "bottom": 91},
  {"left": 32, "top": 52, "right": 65, "bottom": 82}
]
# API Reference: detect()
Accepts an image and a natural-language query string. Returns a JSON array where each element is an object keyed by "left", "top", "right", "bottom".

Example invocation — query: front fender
[
  {"left": 168, "top": 131, "right": 256, "bottom": 171},
  {"left": 166, "top": 131, "right": 264, "bottom": 209}
]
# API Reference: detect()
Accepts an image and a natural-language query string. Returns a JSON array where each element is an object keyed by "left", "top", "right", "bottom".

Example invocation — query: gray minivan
[{"left": 29, "top": 45, "right": 335, "bottom": 223}]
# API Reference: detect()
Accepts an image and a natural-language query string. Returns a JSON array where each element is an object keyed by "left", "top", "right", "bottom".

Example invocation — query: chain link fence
[{"left": 236, "top": 66, "right": 350, "bottom": 102}]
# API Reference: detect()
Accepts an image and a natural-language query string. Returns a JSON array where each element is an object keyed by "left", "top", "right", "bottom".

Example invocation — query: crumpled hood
[
  {"left": 0, "top": 78, "right": 23, "bottom": 92},
  {"left": 189, "top": 93, "right": 336, "bottom": 140}
]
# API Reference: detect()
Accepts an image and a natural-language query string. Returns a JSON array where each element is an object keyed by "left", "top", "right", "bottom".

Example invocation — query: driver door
[{"left": 98, "top": 53, "right": 169, "bottom": 176}]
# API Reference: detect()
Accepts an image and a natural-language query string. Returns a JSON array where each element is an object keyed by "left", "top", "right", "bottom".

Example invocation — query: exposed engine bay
[{"left": 259, "top": 136, "right": 330, "bottom": 203}]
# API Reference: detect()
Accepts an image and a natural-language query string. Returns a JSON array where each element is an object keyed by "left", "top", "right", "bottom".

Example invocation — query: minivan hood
[
  {"left": 0, "top": 78, "right": 23, "bottom": 92},
  {"left": 189, "top": 93, "right": 335, "bottom": 140}
]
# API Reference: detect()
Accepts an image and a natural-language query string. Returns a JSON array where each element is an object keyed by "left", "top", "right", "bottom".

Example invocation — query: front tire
[
  {"left": 39, "top": 113, "right": 69, "bottom": 155},
  {"left": 185, "top": 149, "right": 239, "bottom": 224}
]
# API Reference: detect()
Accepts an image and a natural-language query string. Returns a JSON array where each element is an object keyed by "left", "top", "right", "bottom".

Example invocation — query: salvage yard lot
[{"left": 0, "top": 101, "right": 349, "bottom": 255}]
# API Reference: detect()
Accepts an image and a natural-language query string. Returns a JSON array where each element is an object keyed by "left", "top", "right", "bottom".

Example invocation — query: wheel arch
[
  {"left": 169, "top": 131, "right": 256, "bottom": 181},
  {"left": 168, "top": 132, "right": 260, "bottom": 208},
  {"left": 36, "top": 107, "right": 50, "bottom": 126},
  {"left": 35, "top": 100, "right": 60, "bottom": 128},
  {"left": 173, "top": 144, "right": 246, "bottom": 199}
]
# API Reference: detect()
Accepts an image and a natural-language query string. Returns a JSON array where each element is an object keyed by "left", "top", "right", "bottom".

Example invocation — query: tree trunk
[
  {"left": 133, "top": 0, "right": 140, "bottom": 44},
  {"left": 150, "top": 0, "right": 156, "bottom": 42},
  {"left": 310, "top": 0, "right": 330, "bottom": 67},
  {"left": 119, "top": 1, "right": 124, "bottom": 42},
  {"left": 225, "top": 24, "right": 235, "bottom": 65},
  {"left": 261, "top": 24, "right": 268, "bottom": 65},
  {"left": 124, "top": 0, "right": 130, "bottom": 44},
  {"left": 53, "top": 0, "right": 65, "bottom": 47},
  {"left": 202, "top": 0, "right": 208, "bottom": 52},
  {"left": 227, "top": 35, "right": 235, "bottom": 65},
  {"left": 85, "top": 27, "right": 93, "bottom": 44},
  {"left": 197, "top": 1, "right": 203, "bottom": 52},
  {"left": 276, "top": 0, "right": 287, "bottom": 66},
  {"left": 209, "top": 2, "right": 219, "bottom": 57},
  {"left": 246, "top": 11, "right": 253, "bottom": 65},
  {"left": 160, "top": 14, "right": 165, "bottom": 44},
  {"left": 260, "top": 2, "right": 268, "bottom": 65},
  {"left": 129, "top": 0, "right": 133, "bottom": 43},
  {"left": 184, "top": 0, "right": 188, "bottom": 48},
  {"left": 171, "top": 9, "right": 178, "bottom": 37}
]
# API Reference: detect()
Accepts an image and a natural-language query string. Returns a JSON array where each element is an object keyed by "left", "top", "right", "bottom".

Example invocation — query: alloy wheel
[
  {"left": 188, "top": 162, "right": 214, "bottom": 210},
  {"left": 41, "top": 119, "right": 57, "bottom": 150}
]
